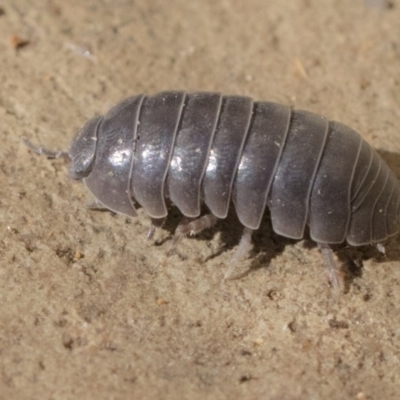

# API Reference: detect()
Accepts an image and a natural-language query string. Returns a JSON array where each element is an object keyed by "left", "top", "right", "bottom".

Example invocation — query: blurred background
[{"left": 1, "top": 1, "right": 400, "bottom": 399}]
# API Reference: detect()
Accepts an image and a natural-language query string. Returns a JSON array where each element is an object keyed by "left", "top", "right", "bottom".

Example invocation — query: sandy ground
[{"left": 1, "top": 0, "right": 400, "bottom": 399}]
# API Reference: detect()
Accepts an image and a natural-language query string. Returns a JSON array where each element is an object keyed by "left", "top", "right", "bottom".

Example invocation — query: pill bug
[{"left": 25, "top": 91, "right": 400, "bottom": 284}]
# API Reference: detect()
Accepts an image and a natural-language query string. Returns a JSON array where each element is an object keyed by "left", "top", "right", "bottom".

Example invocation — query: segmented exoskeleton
[{"left": 25, "top": 91, "right": 400, "bottom": 284}]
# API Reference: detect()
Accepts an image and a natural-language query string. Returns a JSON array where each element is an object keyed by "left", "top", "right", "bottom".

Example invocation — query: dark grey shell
[{"left": 69, "top": 91, "right": 400, "bottom": 246}]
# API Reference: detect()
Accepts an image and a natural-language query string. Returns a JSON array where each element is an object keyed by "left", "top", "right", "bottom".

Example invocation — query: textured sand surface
[{"left": 1, "top": 0, "right": 400, "bottom": 399}]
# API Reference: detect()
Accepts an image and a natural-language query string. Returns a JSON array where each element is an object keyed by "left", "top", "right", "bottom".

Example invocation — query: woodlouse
[{"left": 25, "top": 91, "right": 400, "bottom": 284}]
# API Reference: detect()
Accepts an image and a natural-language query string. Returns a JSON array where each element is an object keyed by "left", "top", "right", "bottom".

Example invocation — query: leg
[
  {"left": 318, "top": 243, "right": 342, "bottom": 288},
  {"left": 174, "top": 214, "right": 218, "bottom": 237},
  {"left": 23, "top": 137, "right": 70, "bottom": 161},
  {"left": 224, "top": 227, "right": 254, "bottom": 280},
  {"left": 147, "top": 218, "right": 165, "bottom": 240},
  {"left": 375, "top": 243, "right": 386, "bottom": 255},
  {"left": 167, "top": 214, "right": 218, "bottom": 256},
  {"left": 232, "top": 227, "right": 254, "bottom": 264}
]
